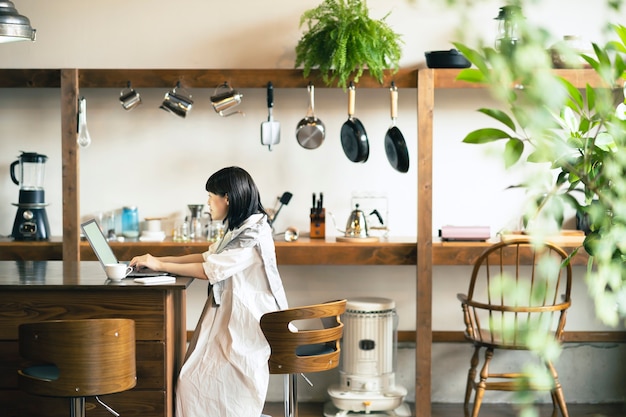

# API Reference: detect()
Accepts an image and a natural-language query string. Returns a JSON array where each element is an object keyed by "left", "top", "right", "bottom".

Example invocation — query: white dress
[{"left": 175, "top": 214, "right": 288, "bottom": 417}]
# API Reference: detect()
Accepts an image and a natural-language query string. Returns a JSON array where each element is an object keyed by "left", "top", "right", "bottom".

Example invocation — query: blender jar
[
  {"left": 10, "top": 152, "right": 48, "bottom": 204},
  {"left": 10, "top": 152, "right": 47, "bottom": 191}
]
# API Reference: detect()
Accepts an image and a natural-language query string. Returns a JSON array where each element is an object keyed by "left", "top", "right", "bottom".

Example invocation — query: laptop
[{"left": 81, "top": 218, "right": 170, "bottom": 278}]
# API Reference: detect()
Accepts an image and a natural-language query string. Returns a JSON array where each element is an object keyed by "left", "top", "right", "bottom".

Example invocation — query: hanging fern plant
[{"left": 295, "top": 0, "right": 403, "bottom": 88}]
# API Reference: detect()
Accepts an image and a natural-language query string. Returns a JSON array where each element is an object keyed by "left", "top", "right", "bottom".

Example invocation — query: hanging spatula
[{"left": 260, "top": 81, "right": 281, "bottom": 151}]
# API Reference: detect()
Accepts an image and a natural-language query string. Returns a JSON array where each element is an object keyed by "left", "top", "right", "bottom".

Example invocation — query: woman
[{"left": 130, "top": 166, "right": 288, "bottom": 417}]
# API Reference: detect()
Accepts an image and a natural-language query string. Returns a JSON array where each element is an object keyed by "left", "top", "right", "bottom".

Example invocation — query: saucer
[{"left": 139, "top": 231, "right": 166, "bottom": 242}]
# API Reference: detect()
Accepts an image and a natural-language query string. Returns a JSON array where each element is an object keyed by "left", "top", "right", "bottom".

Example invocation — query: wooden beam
[
  {"left": 188, "top": 330, "right": 626, "bottom": 344},
  {"left": 416, "top": 67, "right": 434, "bottom": 417},
  {"left": 77, "top": 68, "right": 418, "bottom": 89},
  {"left": 0, "top": 69, "right": 60, "bottom": 88},
  {"left": 60, "top": 69, "right": 80, "bottom": 261}
]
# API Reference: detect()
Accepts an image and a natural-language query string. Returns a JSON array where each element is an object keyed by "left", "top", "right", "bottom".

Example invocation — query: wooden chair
[
  {"left": 457, "top": 238, "right": 572, "bottom": 417},
  {"left": 260, "top": 299, "right": 346, "bottom": 417},
  {"left": 18, "top": 318, "right": 136, "bottom": 417}
]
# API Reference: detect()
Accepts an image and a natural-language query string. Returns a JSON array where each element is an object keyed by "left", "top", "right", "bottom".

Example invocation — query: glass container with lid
[{"left": 495, "top": 5, "right": 523, "bottom": 56}]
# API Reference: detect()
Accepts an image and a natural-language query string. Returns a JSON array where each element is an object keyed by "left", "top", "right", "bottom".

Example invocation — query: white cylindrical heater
[{"left": 325, "top": 297, "right": 410, "bottom": 417}]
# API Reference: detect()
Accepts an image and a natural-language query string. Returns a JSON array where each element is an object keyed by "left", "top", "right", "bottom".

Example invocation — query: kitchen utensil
[
  {"left": 210, "top": 82, "right": 244, "bottom": 117},
  {"left": 329, "top": 203, "right": 382, "bottom": 242},
  {"left": 310, "top": 192, "right": 325, "bottom": 239},
  {"left": 261, "top": 82, "right": 280, "bottom": 151},
  {"left": 340, "top": 82, "right": 369, "bottom": 163},
  {"left": 187, "top": 204, "right": 205, "bottom": 241},
  {"left": 10, "top": 151, "right": 50, "bottom": 241},
  {"left": 269, "top": 191, "right": 292, "bottom": 225},
  {"left": 160, "top": 81, "right": 193, "bottom": 118},
  {"left": 296, "top": 82, "right": 325, "bottom": 149},
  {"left": 344, "top": 204, "right": 369, "bottom": 238},
  {"left": 384, "top": 82, "right": 410, "bottom": 173},
  {"left": 424, "top": 49, "right": 471, "bottom": 68},
  {"left": 77, "top": 96, "right": 91, "bottom": 148},
  {"left": 119, "top": 81, "right": 142, "bottom": 110}
]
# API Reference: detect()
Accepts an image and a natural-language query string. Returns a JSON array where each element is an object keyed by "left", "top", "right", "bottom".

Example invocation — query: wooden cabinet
[{"left": 0, "top": 261, "right": 190, "bottom": 417}]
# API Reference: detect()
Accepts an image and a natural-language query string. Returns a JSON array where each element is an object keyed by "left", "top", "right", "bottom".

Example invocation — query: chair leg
[
  {"left": 464, "top": 346, "right": 480, "bottom": 409},
  {"left": 70, "top": 397, "right": 85, "bottom": 417},
  {"left": 283, "top": 374, "right": 298, "bottom": 417},
  {"left": 471, "top": 347, "right": 493, "bottom": 417},
  {"left": 546, "top": 361, "right": 569, "bottom": 417}
]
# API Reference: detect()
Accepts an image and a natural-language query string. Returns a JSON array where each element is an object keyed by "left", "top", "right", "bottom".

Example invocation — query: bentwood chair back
[
  {"left": 261, "top": 299, "right": 346, "bottom": 417},
  {"left": 18, "top": 318, "right": 136, "bottom": 417},
  {"left": 457, "top": 238, "right": 572, "bottom": 417}
]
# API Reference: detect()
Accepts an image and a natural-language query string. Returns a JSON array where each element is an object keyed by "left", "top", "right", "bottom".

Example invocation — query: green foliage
[
  {"left": 294, "top": 0, "right": 403, "bottom": 88},
  {"left": 456, "top": 23, "right": 626, "bottom": 327}
]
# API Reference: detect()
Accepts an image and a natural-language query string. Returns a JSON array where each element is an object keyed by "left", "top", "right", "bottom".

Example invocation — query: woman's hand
[{"left": 129, "top": 254, "right": 162, "bottom": 271}]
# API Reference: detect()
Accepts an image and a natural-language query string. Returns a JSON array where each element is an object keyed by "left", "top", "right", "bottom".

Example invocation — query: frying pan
[
  {"left": 296, "top": 82, "right": 325, "bottom": 149},
  {"left": 340, "top": 81, "right": 369, "bottom": 163},
  {"left": 384, "top": 82, "right": 409, "bottom": 173}
]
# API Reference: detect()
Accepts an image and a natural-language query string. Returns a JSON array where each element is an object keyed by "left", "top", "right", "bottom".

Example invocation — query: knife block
[{"left": 310, "top": 209, "right": 325, "bottom": 239}]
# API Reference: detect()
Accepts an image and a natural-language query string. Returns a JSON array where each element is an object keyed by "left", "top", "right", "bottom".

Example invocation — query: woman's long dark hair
[{"left": 205, "top": 166, "right": 266, "bottom": 231}]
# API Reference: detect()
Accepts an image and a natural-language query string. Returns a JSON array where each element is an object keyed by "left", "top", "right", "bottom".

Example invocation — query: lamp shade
[{"left": 0, "top": 1, "right": 36, "bottom": 43}]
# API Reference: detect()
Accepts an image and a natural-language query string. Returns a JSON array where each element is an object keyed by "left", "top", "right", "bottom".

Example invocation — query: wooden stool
[
  {"left": 261, "top": 299, "right": 346, "bottom": 417},
  {"left": 18, "top": 318, "right": 136, "bottom": 417}
]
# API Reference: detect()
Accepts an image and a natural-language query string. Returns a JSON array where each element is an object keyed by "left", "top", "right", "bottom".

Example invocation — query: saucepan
[{"left": 295, "top": 82, "right": 325, "bottom": 149}]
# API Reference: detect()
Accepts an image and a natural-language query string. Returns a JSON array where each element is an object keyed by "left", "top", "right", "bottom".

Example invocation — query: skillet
[{"left": 340, "top": 81, "right": 369, "bottom": 163}]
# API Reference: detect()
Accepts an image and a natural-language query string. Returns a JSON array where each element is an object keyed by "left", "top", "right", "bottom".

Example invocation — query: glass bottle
[{"left": 121, "top": 206, "right": 139, "bottom": 239}]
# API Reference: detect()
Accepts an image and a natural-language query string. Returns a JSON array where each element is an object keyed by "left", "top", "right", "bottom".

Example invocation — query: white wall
[{"left": 1, "top": 0, "right": 624, "bottom": 405}]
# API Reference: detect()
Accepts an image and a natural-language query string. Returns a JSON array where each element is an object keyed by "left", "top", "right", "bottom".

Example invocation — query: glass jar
[
  {"left": 550, "top": 35, "right": 593, "bottom": 69},
  {"left": 495, "top": 5, "right": 523, "bottom": 56},
  {"left": 121, "top": 206, "right": 139, "bottom": 239}
]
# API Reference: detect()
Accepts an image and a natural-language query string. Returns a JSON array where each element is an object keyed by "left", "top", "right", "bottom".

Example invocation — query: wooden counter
[
  {"left": 0, "top": 236, "right": 418, "bottom": 265},
  {"left": 0, "top": 236, "right": 589, "bottom": 265},
  {"left": 0, "top": 261, "right": 193, "bottom": 417}
]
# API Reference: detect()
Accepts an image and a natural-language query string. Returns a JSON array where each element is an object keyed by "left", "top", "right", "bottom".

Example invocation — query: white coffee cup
[{"left": 105, "top": 263, "right": 133, "bottom": 281}]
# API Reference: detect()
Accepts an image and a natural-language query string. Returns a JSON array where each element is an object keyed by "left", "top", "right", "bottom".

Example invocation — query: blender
[{"left": 10, "top": 151, "right": 50, "bottom": 240}]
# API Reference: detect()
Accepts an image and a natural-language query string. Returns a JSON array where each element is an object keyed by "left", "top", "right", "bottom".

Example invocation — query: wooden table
[{"left": 0, "top": 261, "right": 193, "bottom": 417}]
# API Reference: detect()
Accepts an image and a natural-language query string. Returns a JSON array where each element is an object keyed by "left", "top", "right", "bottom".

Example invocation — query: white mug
[{"left": 105, "top": 263, "right": 133, "bottom": 281}]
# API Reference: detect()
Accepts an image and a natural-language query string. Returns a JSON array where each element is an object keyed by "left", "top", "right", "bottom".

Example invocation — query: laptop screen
[{"left": 81, "top": 219, "right": 119, "bottom": 266}]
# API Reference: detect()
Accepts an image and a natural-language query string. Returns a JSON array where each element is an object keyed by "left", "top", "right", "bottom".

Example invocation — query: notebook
[{"left": 81, "top": 218, "right": 170, "bottom": 278}]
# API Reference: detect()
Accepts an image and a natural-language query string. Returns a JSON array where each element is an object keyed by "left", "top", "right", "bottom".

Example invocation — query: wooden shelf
[
  {"left": 432, "top": 239, "right": 589, "bottom": 266},
  {"left": 78, "top": 68, "right": 418, "bottom": 89},
  {"left": 432, "top": 68, "right": 619, "bottom": 89},
  {"left": 0, "top": 237, "right": 591, "bottom": 265},
  {"left": 0, "top": 68, "right": 418, "bottom": 89},
  {"left": 0, "top": 237, "right": 417, "bottom": 266}
]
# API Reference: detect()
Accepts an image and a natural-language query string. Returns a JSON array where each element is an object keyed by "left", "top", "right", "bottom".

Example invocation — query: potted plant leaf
[
  {"left": 454, "top": 23, "right": 626, "bottom": 327},
  {"left": 294, "top": 0, "right": 403, "bottom": 89}
]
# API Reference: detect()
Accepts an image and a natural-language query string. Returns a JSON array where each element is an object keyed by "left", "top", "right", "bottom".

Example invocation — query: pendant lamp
[{"left": 0, "top": 1, "right": 36, "bottom": 43}]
